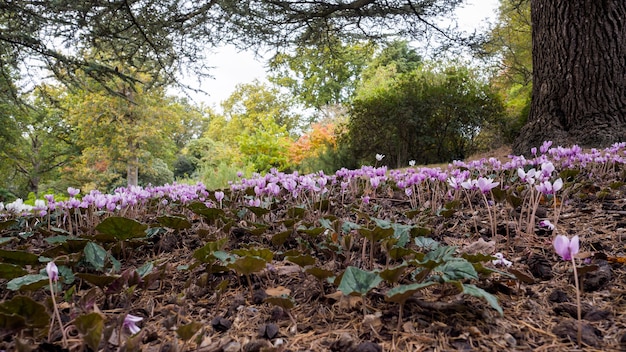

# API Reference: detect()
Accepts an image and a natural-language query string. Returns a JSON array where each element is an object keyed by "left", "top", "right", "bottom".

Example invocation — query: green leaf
[
  {"left": 84, "top": 242, "right": 108, "bottom": 271},
  {"left": 414, "top": 237, "right": 439, "bottom": 251},
  {"left": 0, "top": 249, "right": 39, "bottom": 265},
  {"left": 44, "top": 235, "right": 70, "bottom": 244},
  {"left": 461, "top": 252, "right": 496, "bottom": 263},
  {"left": 6, "top": 274, "right": 48, "bottom": 291},
  {"left": 390, "top": 223, "right": 413, "bottom": 247},
  {"left": 0, "top": 219, "right": 17, "bottom": 231},
  {"left": 157, "top": 215, "right": 191, "bottom": 230},
  {"left": 231, "top": 248, "right": 273, "bottom": 262},
  {"left": 227, "top": 256, "right": 267, "bottom": 276},
  {"left": 305, "top": 267, "right": 335, "bottom": 281},
  {"left": 337, "top": 266, "right": 382, "bottom": 297},
  {"left": 421, "top": 245, "right": 456, "bottom": 264},
  {"left": 285, "top": 254, "right": 316, "bottom": 267},
  {"left": 287, "top": 206, "right": 306, "bottom": 219},
  {"left": 95, "top": 217, "right": 148, "bottom": 241},
  {"left": 76, "top": 273, "right": 118, "bottom": 288},
  {"left": 435, "top": 259, "right": 478, "bottom": 281},
  {"left": 0, "top": 237, "right": 15, "bottom": 246},
  {"left": 380, "top": 263, "right": 408, "bottom": 284},
  {"left": 188, "top": 202, "right": 226, "bottom": 222},
  {"left": 462, "top": 284, "right": 503, "bottom": 316},
  {"left": 245, "top": 206, "right": 270, "bottom": 217},
  {"left": 0, "top": 295, "right": 49, "bottom": 328},
  {"left": 296, "top": 226, "right": 326, "bottom": 237},
  {"left": 385, "top": 282, "right": 437, "bottom": 304},
  {"left": 358, "top": 226, "right": 394, "bottom": 243},
  {"left": 264, "top": 295, "right": 295, "bottom": 310},
  {"left": 136, "top": 262, "right": 154, "bottom": 278},
  {"left": 193, "top": 239, "right": 228, "bottom": 263},
  {"left": 387, "top": 246, "right": 416, "bottom": 260},
  {"left": 0, "top": 263, "right": 28, "bottom": 279},
  {"left": 74, "top": 313, "right": 104, "bottom": 350},
  {"left": 271, "top": 230, "right": 292, "bottom": 246},
  {"left": 177, "top": 321, "right": 203, "bottom": 341}
]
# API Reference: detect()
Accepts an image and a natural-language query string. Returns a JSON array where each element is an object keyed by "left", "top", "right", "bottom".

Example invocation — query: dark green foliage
[{"left": 346, "top": 64, "right": 506, "bottom": 167}]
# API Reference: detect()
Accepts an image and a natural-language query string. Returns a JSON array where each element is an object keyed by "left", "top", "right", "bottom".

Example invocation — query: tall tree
[
  {"left": 0, "top": 86, "right": 79, "bottom": 196},
  {"left": 268, "top": 37, "right": 375, "bottom": 110},
  {"left": 513, "top": 1, "right": 626, "bottom": 153}
]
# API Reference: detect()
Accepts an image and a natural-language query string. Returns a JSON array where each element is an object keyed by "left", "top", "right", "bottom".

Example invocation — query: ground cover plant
[{"left": 1, "top": 142, "right": 625, "bottom": 351}]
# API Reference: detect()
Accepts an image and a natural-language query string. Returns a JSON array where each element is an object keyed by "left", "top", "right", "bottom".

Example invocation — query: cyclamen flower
[
  {"left": 67, "top": 187, "right": 80, "bottom": 197},
  {"left": 123, "top": 314, "right": 143, "bottom": 335},
  {"left": 46, "top": 261, "right": 59, "bottom": 282},
  {"left": 517, "top": 168, "right": 537, "bottom": 184},
  {"left": 215, "top": 191, "right": 224, "bottom": 202},
  {"left": 409, "top": 160, "right": 416, "bottom": 167},
  {"left": 535, "top": 178, "right": 563, "bottom": 195},
  {"left": 539, "top": 219, "right": 555, "bottom": 230},
  {"left": 491, "top": 253, "right": 512, "bottom": 267},
  {"left": 553, "top": 235, "right": 579, "bottom": 261},
  {"left": 476, "top": 177, "right": 499, "bottom": 193},
  {"left": 375, "top": 154, "right": 385, "bottom": 161}
]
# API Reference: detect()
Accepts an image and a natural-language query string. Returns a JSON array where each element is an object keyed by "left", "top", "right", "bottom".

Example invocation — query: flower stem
[
  {"left": 48, "top": 277, "right": 68, "bottom": 347},
  {"left": 571, "top": 256, "right": 582, "bottom": 346}
]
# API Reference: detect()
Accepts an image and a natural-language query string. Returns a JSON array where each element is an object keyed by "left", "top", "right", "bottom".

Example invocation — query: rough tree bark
[{"left": 513, "top": 1, "right": 626, "bottom": 154}]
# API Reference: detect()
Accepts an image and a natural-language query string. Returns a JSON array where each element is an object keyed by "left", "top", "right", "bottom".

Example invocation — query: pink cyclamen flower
[
  {"left": 46, "top": 261, "right": 59, "bottom": 282},
  {"left": 123, "top": 314, "right": 143, "bottom": 335},
  {"left": 214, "top": 191, "right": 225, "bottom": 202},
  {"left": 476, "top": 177, "right": 499, "bottom": 193},
  {"left": 553, "top": 235, "right": 579, "bottom": 261},
  {"left": 535, "top": 178, "right": 563, "bottom": 195},
  {"left": 539, "top": 219, "right": 555, "bottom": 230},
  {"left": 67, "top": 187, "right": 80, "bottom": 197},
  {"left": 492, "top": 253, "right": 512, "bottom": 267}
]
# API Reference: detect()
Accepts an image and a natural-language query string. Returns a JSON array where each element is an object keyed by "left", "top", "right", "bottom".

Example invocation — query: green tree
[
  {"left": 485, "top": 0, "right": 532, "bottom": 143},
  {"left": 0, "top": 86, "right": 79, "bottom": 197},
  {"left": 268, "top": 37, "right": 375, "bottom": 110},
  {"left": 65, "top": 70, "right": 193, "bottom": 190},
  {"left": 202, "top": 81, "right": 298, "bottom": 173},
  {"left": 348, "top": 63, "right": 505, "bottom": 167}
]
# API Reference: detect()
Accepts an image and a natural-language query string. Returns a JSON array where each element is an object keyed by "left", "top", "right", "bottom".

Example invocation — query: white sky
[{"left": 184, "top": 0, "right": 500, "bottom": 108}]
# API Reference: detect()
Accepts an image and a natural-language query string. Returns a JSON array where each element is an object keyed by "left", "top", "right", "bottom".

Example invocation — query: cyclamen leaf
[
  {"left": 436, "top": 259, "right": 479, "bottom": 281},
  {"left": 84, "top": 242, "right": 108, "bottom": 271},
  {"left": 74, "top": 313, "right": 104, "bottom": 351},
  {"left": 385, "top": 282, "right": 437, "bottom": 304},
  {"left": 0, "top": 249, "right": 39, "bottom": 265},
  {"left": 0, "top": 263, "right": 28, "bottom": 280},
  {"left": 462, "top": 284, "right": 503, "bottom": 316},
  {"left": 0, "top": 295, "right": 49, "bottom": 328},
  {"left": 6, "top": 274, "right": 48, "bottom": 291},
  {"left": 177, "top": 321, "right": 203, "bottom": 341},
  {"left": 157, "top": 215, "right": 191, "bottom": 230},
  {"left": 337, "top": 266, "right": 382, "bottom": 297},
  {"left": 95, "top": 216, "right": 148, "bottom": 240}
]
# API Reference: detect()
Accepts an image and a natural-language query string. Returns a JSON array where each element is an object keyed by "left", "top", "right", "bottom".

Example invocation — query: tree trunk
[
  {"left": 513, "top": 1, "right": 626, "bottom": 155},
  {"left": 127, "top": 140, "right": 139, "bottom": 187}
]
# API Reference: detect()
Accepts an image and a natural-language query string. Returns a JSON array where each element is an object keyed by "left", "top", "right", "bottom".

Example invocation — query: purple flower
[
  {"left": 491, "top": 253, "right": 512, "bottom": 267},
  {"left": 123, "top": 314, "right": 143, "bottom": 335},
  {"left": 535, "top": 178, "right": 563, "bottom": 195},
  {"left": 476, "top": 177, "right": 499, "bottom": 193},
  {"left": 214, "top": 191, "right": 225, "bottom": 202},
  {"left": 46, "top": 261, "right": 59, "bottom": 282},
  {"left": 553, "top": 235, "right": 579, "bottom": 261},
  {"left": 539, "top": 219, "right": 555, "bottom": 230},
  {"left": 67, "top": 187, "right": 80, "bottom": 197}
]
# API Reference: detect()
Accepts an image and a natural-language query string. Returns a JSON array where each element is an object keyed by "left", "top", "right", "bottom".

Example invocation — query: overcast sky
[{"left": 183, "top": 0, "right": 500, "bottom": 109}]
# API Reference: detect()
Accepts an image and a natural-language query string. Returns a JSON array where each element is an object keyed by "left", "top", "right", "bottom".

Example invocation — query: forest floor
[{"left": 2, "top": 147, "right": 626, "bottom": 352}]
